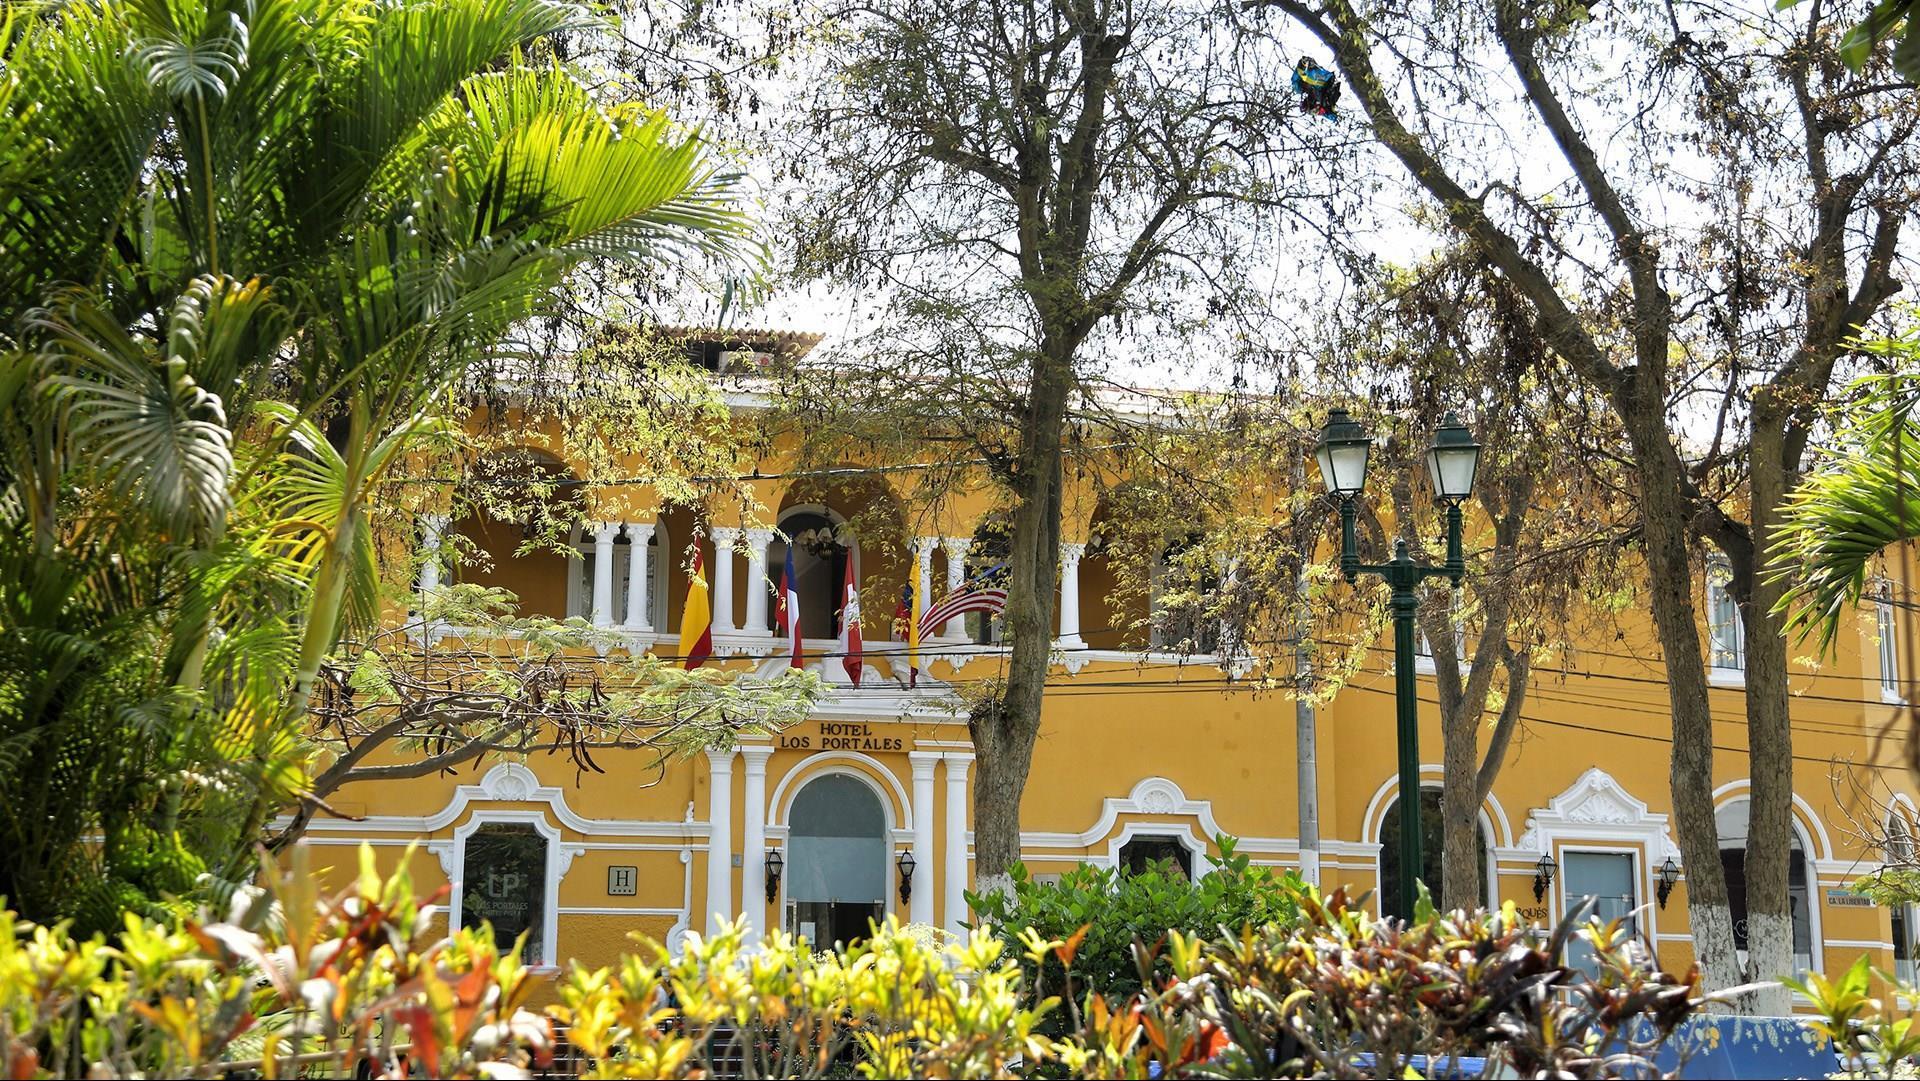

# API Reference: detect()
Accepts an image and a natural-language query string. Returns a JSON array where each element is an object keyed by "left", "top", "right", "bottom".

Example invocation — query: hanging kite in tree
[{"left": 1292, "top": 55, "right": 1341, "bottom": 117}]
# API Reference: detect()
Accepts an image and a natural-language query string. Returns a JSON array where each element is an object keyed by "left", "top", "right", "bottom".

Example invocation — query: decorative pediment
[
  {"left": 1517, "top": 768, "right": 1678, "bottom": 860},
  {"left": 479, "top": 762, "right": 540, "bottom": 802}
]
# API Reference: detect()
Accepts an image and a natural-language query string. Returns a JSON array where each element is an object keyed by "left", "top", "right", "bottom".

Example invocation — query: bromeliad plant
[
  {"left": 554, "top": 918, "right": 1056, "bottom": 1080},
  {"left": 4, "top": 846, "right": 1713, "bottom": 1079},
  {"left": 0, "top": 843, "right": 552, "bottom": 1080}
]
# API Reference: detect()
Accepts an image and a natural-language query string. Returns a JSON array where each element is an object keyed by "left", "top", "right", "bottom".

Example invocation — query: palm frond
[
  {"left": 1775, "top": 368, "right": 1920, "bottom": 651},
  {"left": 33, "top": 289, "right": 236, "bottom": 540}
]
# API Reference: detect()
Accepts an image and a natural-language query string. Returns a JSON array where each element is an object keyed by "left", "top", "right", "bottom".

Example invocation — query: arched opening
[
  {"left": 785, "top": 773, "right": 887, "bottom": 947},
  {"left": 563, "top": 522, "right": 669, "bottom": 627},
  {"left": 1892, "top": 811, "right": 1916, "bottom": 984},
  {"left": 1377, "top": 787, "right": 1489, "bottom": 920},
  {"left": 1715, "top": 797, "right": 1814, "bottom": 974},
  {"left": 767, "top": 507, "right": 854, "bottom": 640},
  {"left": 965, "top": 515, "right": 1012, "bottom": 645},
  {"left": 1150, "top": 534, "right": 1220, "bottom": 654}
]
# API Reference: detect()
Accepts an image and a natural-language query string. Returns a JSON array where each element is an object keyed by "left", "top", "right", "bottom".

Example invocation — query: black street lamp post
[{"left": 1315, "top": 408, "right": 1481, "bottom": 920}]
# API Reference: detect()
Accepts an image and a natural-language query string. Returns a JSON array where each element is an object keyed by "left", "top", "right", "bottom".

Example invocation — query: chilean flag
[
  {"left": 775, "top": 546, "right": 802, "bottom": 668},
  {"left": 838, "top": 557, "right": 862, "bottom": 687}
]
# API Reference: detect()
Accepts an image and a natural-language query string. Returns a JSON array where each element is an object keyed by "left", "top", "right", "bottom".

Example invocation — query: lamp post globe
[
  {"left": 1315, "top": 408, "right": 1372, "bottom": 498},
  {"left": 1426, "top": 412, "right": 1481, "bottom": 503}
]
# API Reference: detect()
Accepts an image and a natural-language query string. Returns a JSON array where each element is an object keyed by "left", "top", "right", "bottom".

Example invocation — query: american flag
[{"left": 917, "top": 562, "right": 1009, "bottom": 640}]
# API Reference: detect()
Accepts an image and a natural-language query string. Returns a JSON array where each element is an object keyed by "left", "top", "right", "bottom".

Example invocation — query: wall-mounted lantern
[
  {"left": 764, "top": 848, "right": 784, "bottom": 903},
  {"left": 1532, "top": 853, "right": 1558, "bottom": 903},
  {"left": 897, "top": 849, "right": 917, "bottom": 903},
  {"left": 1657, "top": 857, "right": 1681, "bottom": 909}
]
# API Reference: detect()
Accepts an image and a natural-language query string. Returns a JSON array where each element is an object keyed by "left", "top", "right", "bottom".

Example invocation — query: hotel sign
[{"left": 777, "top": 722, "right": 906, "bottom": 752}]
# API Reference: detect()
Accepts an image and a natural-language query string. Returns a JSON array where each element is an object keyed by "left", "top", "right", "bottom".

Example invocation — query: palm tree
[{"left": 0, "top": 0, "right": 751, "bottom": 928}]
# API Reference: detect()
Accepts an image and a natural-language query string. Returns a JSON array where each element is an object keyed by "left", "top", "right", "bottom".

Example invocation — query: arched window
[
  {"left": 1378, "top": 787, "right": 1489, "bottom": 920},
  {"left": 1151, "top": 535, "right": 1219, "bottom": 653},
  {"left": 1119, "top": 834, "right": 1193, "bottom": 880},
  {"left": 768, "top": 509, "right": 852, "bottom": 639},
  {"left": 1891, "top": 812, "right": 1917, "bottom": 985},
  {"left": 786, "top": 774, "right": 887, "bottom": 947},
  {"left": 965, "top": 517, "right": 1012, "bottom": 645},
  {"left": 1715, "top": 798, "right": 1813, "bottom": 973},
  {"left": 563, "top": 524, "right": 668, "bottom": 628}
]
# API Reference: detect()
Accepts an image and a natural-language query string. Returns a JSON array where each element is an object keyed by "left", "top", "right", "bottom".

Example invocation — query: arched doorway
[
  {"left": 1377, "top": 787, "right": 1490, "bottom": 920},
  {"left": 1716, "top": 797, "right": 1815, "bottom": 973},
  {"left": 768, "top": 507, "right": 853, "bottom": 639},
  {"left": 786, "top": 773, "right": 887, "bottom": 947}
]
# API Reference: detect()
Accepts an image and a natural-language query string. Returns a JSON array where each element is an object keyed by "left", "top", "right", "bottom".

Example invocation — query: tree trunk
[
  {"left": 1735, "top": 392, "right": 1801, "bottom": 1012},
  {"left": 1621, "top": 396, "right": 1744, "bottom": 996},
  {"left": 1439, "top": 685, "right": 1481, "bottom": 910},
  {"left": 968, "top": 337, "right": 1072, "bottom": 901}
]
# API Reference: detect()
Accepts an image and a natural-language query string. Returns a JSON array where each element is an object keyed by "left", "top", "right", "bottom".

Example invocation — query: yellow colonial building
[{"left": 304, "top": 335, "right": 1920, "bottom": 990}]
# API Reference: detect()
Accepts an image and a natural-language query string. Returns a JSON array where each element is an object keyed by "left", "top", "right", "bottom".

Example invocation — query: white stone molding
[
  {"left": 767, "top": 752, "right": 913, "bottom": 831},
  {"left": 623, "top": 521, "right": 656, "bottom": 632},
  {"left": 308, "top": 762, "right": 706, "bottom": 839},
  {"left": 588, "top": 522, "right": 620, "bottom": 628},
  {"left": 942, "top": 752, "right": 972, "bottom": 935},
  {"left": 908, "top": 752, "right": 940, "bottom": 926},
  {"left": 1515, "top": 768, "right": 1682, "bottom": 944},
  {"left": 705, "top": 748, "right": 737, "bottom": 934},
  {"left": 743, "top": 527, "right": 775, "bottom": 636},
  {"left": 416, "top": 513, "right": 450, "bottom": 597},
  {"left": 710, "top": 527, "right": 741, "bottom": 634},
  {"left": 1516, "top": 768, "right": 1679, "bottom": 860},
  {"left": 1709, "top": 778, "right": 1835, "bottom": 864},
  {"left": 1057, "top": 542, "right": 1087, "bottom": 649},
  {"left": 939, "top": 537, "right": 972, "bottom": 641},
  {"left": 431, "top": 808, "right": 582, "bottom": 969},
  {"left": 1359, "top": 764, "right": 1516, "bottom": 849},
  {"left": 740, "top": 745, "right": 773, "bottom": 943},
  {"left": 666, "top": 848, "right": 694, "bottom": 953}
]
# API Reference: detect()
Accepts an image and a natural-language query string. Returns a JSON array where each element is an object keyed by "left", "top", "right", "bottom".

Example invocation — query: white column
[
  {"left": 623, "top": 521, "right": 655, "bottom": 632},
  {"left": 705, "top": 748, "right": 736, "bottom": 934},
  {"left": 914, "top": 536, "right": 937, "bottom": 628},
  {"left": 943, "top": 753, "right": 972, "bottom": 936},
  {"left": 710, "top": 526, "right": 740, "bottom": 634},
  {"left": 740, "top": 745, "right": 773, "bottom": 944},
  {"left": 1057, "top": 542, "right": 1086, "bottom": 648},
  {"left": 590, "top": 521, "right": 619, "bottom": 628},
  {"left": 940, "top": 537, "right": 971, "bottom": 641},
  {"left": 908, "top": 752, "right": 940, "bottom": 927},
  {"left": 743, "top": 528, "right": 775, "bottom": 636},
  {"left": 416, "top": 513, "right": 449, "bottom": 626}
]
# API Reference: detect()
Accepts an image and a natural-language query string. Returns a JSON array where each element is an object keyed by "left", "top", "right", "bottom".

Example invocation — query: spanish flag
[{"left": 680, "top": 544, "right": 713, "bottom": 669}]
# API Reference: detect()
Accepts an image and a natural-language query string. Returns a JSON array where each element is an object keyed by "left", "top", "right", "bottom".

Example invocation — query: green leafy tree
[
  {"left": 1266, "top": 0, "right": 1917, "bottom": 1006},
  {"left": 767, "top": 0, "right": 1337, "bottom": 901}
]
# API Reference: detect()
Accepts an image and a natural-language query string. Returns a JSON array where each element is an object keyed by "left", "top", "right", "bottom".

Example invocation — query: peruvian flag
[
  {"left": 776, "top": 546, "right": 802, "bottom": 668},
  {"left": 838, "top": 557, "right": 863, "bottom": 687}
]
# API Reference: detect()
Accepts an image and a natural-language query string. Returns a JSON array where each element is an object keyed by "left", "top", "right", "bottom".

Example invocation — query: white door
[{"left": 1563, "top": 851, "right": 1637, "bottom": 975}]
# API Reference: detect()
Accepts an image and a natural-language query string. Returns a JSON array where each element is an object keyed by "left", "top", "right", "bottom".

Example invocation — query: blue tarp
[{"left": 1625, "top": 1015, "right": 1840, "bottom": 1079}]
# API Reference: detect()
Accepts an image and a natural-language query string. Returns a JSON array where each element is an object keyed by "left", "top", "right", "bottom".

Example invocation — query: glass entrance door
[
  {"left": 785, "top": 773, "right": 887, "bottom": 948},
  {"left": 1562, "top": 850, "right": 1637, "bottom": 975}
]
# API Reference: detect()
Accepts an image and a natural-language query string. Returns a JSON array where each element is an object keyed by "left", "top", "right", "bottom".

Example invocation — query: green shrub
[
  {"left": 2, "top": 842, "right": 1714, "bottom": 1079},
  {"left": 967, "top": 836, "right": 1300, "bottom": 1005}
]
